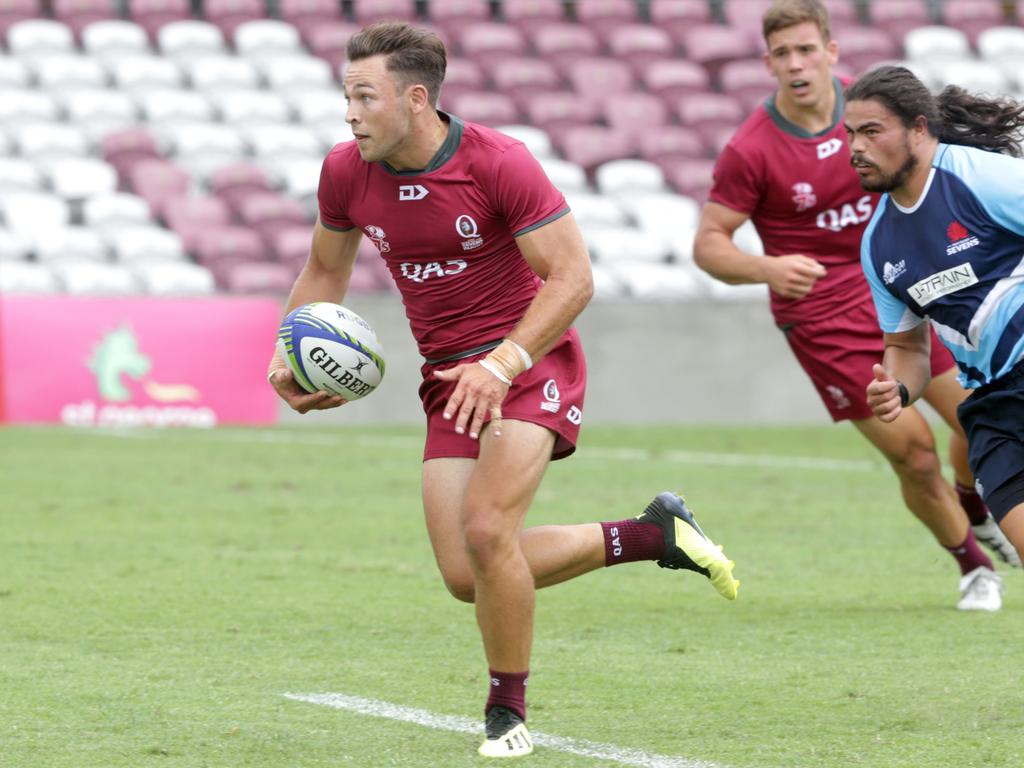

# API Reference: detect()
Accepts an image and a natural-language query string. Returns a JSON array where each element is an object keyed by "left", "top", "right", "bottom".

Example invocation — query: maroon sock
[
  {"left": 486, "top": 669, "right": 528, "bottom": 721},
  {"left": 600, "top": 520, "right": 665, "bottom": 566},
  {"left": 945, "top": 527, "right": 993, "bottom": 576},
  {"left": 956, "top": 481, "right": 990, "bottom": 526}
]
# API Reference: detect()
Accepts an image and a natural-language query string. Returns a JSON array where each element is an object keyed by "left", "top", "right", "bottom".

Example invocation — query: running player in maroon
[
  {"left": 266, "top": 22, "right": 738, "bottom": 758},
  {"left": 693, "top": 0, "right": 1017, "bottom": 611}
]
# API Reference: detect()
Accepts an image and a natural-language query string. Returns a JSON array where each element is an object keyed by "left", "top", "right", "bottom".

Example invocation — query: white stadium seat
[
  {"left": 133, "top": 261, "right": 216, "bottom": 295},
  {"left": 903, "top": 26, "right": 970, "bottom": 62},
  {"left": 564, "top": 192, "right": 629, "bottom": 228},
  {"left": 137, "top": 89, "right": 215, "bottom": 124},
  {"left": 105, "top": 224, "right": 187, "bottom": 262},
  {"left": 977, "top": 26, "right": 1024, "bottom": 61},
  {"left": 286, "top": 88, "right": 347, "bottom": 127},
  {"left": 734, "top": 219, "right": 765, "bottom": 256},
  {"left": 52, "top": 261, "right": 140, "bottom": 295},
  {"left": 7, "top": 20, "right": 75, "bottom": 58},
  {"left": 81, "top": 20, "right": 151, "bottom": 60},
  {"left": 595, "top": 159, "right": 667, "bottom": 197},
  {"left": 35, "top": 226, "right": 109, "bottom": 262},
  {"left": 41, "top": 157, "right": 119, "bottom": 200},
  {"left": 313, "top": 121, "right": 355, "bottom": 150},
  {"left": 109, "top": 55, "right": 185, "bottom": 91},
  {"left": 58, "top": 89, "right": 139, "bottom": 141},
  {"left": 29, "top": 53, "right": 108, "bottom": 91},
  {"left": 275, "top": 157, "right": 322, "bottom": 209},
  {"left": 0, "top": 58, "right": 31, "bottom": 88},
  {"left": 1, "top": 192, "right": 70, "bottom": 242},
  {"left": 256, "top": 54, "right": 333, "bottom": 90},
  {"left": 589, "top": 263, "right": 628, "bottom": 299},
  {"left": 702, "top": 276, "right": 768, "bottom": 302},
  {"left": 496, "top": 124, "right": 555, "bottom": 158},
  {"left": 217, "top": 89, "right": 292, "bottom": 125},
  {"left": 82, "top": 192, "right": 154, "bottom": 230},
  {"left": 158, "top": 20, "right": 227, "bottom": 59},
  {"left": 0, "top": 88, "right": 60, "bottom": 124},
  {"left": 616, "top": 192, "right": 701, "bottom": 261},
  {"left": 538, "top": 158, "right": 588, "bottom": 194},
  {"left": 605, "top": 261, "right": 703, "bottom": 299},
  {"left": 233, "top": 19, "right": 303, "bottom": 58},
  {"left": 182, "top": 55, "right": 261, "bottom": 93},
  {"left": 929, "top": 59, "right": 1010, "bottom": 94},
  {"left": 12, "top": 122, "right": 90, "bottom": 159},
  {"left": 0, "top": 158, "right": 45, "bottom": 193},
  {"left": 243, "top": 123, "right": 322, "bottom": 159},
  {"left": 0, "top": 228, "right": 31, "bottom": 261},
  {"left": 582, "top": 225, "right": 670, "bottom": 264},
  {"left": 0, "top": 261, "right": 61, "bottom": 293},
  {"left": 162, "top": 121, "right": 247, "bottom": 157}
]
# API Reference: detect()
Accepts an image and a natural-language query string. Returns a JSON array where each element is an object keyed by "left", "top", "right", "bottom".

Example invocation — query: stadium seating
[{"left": 127, "top": 0, "right": 192, "bottom": 42}]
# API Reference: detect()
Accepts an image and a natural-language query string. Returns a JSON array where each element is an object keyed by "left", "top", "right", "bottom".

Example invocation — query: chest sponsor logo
[
  {"left": 908, "top": 262, "right": 978, "bottom": 307},
  {"left": 791, "top": 182, "right": 817, "bottom": 212},
  {"left": 456, "top": 214, "right": 484, "bottom": 251},
  {"left": 398, "top": 184, "right": 429, "bottom": 201},
  {"left": 816, "top": 138, "right": 843, "bottom": 160},
  {"left": 364, "top": 224, "right": 391, "bottom": 253},
  {"left": 946, "top": 220, "right": 980, "bottom": 256},
  {"left": 400, "top": 259, "right": 467, "bottom": 283},
  {"left": 816, "top": 195, "right": 873, "bottom": 232},
  {"left": 540, "top": 378, "right": 560, "bottom": 413},
  {"left": 882, "top": 259, "right": 906, "bottom": 285}
]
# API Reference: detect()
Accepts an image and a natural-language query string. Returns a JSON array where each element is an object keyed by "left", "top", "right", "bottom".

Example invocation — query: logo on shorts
[
  {"left": 792, "top": 182, "right": 817, "bottom": 212},
  {"left": 825, "top": 385, "right": 851, "bottom": 410},
  {"left": 364, "top": 224, "right": 390, "bottom": 253},
  {"left": 566, "top": 405, "right": 582, "bottom": 425},
  {"left": 882, "top": 259, "right": 906, "bottom": 285},
  {"left": 456, "top": 214, "right": 484, "bottom": 251},
  {"left": 540, "top": 378, "right": 560, "bottom": 413}
]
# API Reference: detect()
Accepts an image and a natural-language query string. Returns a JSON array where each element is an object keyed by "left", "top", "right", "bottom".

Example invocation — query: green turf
[{"left": 1, "top": 425, "right": 1021, "bottom": 768}]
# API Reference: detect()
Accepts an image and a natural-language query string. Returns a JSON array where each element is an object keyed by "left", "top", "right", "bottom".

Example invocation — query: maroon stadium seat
[
  {"left": 822, "top": 0, "right": 859, "bottom": 24},
  {"left": 567, "top": 57, "right": 635, "bottom": 103},
  {"left": 722, "top": 0, "right": 775, "bottom": 37},
  {"left": 605, "top": 24, "right": 676, "bottom": 75},
  {"left": 640, "top": 59, "right": 711, "bottom": 102},
  {"left": 162, "top": 194, "right": 232, "bottom": 253},
  {"left": 279, "top": 0, "right": 342, "bottom": 42},
  {"left": 681, "top": 24, "right": 757, "bottom": 81},
  {"left": 661, "top": 157, "right": 715, "bottom": 201},
  {"left": 351, "top": 0, "right": 416, "bottom": 25},
  {"left": 52, "top": 0, "right": 119, "bottom": 39},
  {"left": 209, "top": 162, "right": 275, "bottom": 213},
  {"left": 236, "top": 192, "right": 310, "bottom": 246},
  {"left": 203, "top": 0, "right": 266, "bottom": 40},
  {"left": 0, "top": 0, "right": 45, "bottom": 40},
  {"left": 575, "top": 0, "right": 639, "bottom": 42},
  {"left": 455, "top": 21, "right": 528, "bottom": 63},
  {"left": 429, "top": 0, "right": 489, "bottom": 40},
  {"left": 128, "top": 158, "right": 192, "bottom": 217},
  {"left": 270, "top": 223, "right": 313, "bottom": 270},
  {"left": 533, "top": 23, "right": 603, "bottom": 76},
  {"left": 101, "top": 127, "right": 163, "bottom": 183},
  {"left": 501, "top": 0, "right": 565, "bottom": 36},
  {"left": 488, "top": 57, "right": 561, "bottom": 106},
  {"left": 867, "top": 0, "right": 934, "bottom": 43},
  {"left": 943, "top": 0, "right": 1007, "bottom": 46},
  {"left": 554, "top": 125, "right": 636, "bottom": 176},
  {"left": 305, "top": 21, "right": 361, "bottom": 72},
  {"left": 127, "top": 0, "right": 192, "bottom": 41},
  {"left": 446, "top": 90, "right": 519, "bottom": 127},
  {"left": 832, "top": 25, "right": 899, "bottom": 75},
  {"left": 522, "top": 90, "right": 601, "bottom": 135},
  {"left": 602, "top": 92, "right": 670, "bottom": 132},
  {"left": 649, "top": 0, "right": 712, "bottom": 48},
  {"left": 194, "top": 225, "right": 266, "bottom": 278},
  {"left": 718, "top": 58, "right": 777, "bottom": 111},
  {"left": 673, "top": 92, "right": 745, "bottom": 146},
  {"left": 223, "top": 261, "right": 296, "bottom": 294},
  {"left": 439, "top": 56, "right": 488, "bottom": 106},
  {"left": 637, "top": 125, "right": 709, "bottom": 165}
]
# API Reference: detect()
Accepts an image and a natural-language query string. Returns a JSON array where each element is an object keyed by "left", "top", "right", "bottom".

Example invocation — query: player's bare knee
[
  {"left": 888, "top": 440, "right": 943, "bottom": 485},
  {"left": 442, "top": 574, "right": 476, "bottom": 603},
  {"left": 462, "top": 513, "right": 516, "bottom": 572}
]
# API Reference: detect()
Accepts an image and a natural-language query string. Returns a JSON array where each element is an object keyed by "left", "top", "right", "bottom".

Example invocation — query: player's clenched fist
[
  {"left": 866, "top": 364, "right": 903, "bottom": 422},
  {"left": 764, "top": 254, "right": 827, "bottom": 299}
]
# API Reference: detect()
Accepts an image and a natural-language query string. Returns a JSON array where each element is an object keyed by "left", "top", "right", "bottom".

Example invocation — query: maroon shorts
[
  {"left": 419, "top": 328, "right": 586, "bottom": 461},
  {"left": 781, "top": 300, "right": 956, "bottom": 421}
]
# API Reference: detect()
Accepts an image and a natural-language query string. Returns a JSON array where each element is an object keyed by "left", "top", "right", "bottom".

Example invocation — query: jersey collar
[
  {"left": 380, "top": 111, "right": 464, "bottom": 176},
  {"left": 765, "top": 76, "right": 844, "bottom": 139}
]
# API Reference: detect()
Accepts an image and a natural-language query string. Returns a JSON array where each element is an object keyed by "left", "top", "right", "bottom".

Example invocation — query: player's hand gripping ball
[{"left": 276, "top": 302, "right": 385, "bottom": 401}]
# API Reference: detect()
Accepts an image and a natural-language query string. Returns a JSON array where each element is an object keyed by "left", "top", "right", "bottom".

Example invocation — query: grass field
[{"left": 1, "top": 424, "right": 1022, "bottom": 768}]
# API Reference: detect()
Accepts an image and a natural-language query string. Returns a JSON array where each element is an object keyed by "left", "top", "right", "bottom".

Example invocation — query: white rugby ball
[{"left": 276, "top": 302, "right": 385, "bottom": 400}]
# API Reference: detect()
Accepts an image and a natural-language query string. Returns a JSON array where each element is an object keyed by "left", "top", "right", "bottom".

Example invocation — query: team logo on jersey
[
  {"left": 825, "top": 385, "right": 851, "bottom": 410},
  {"left": 456, "top": 214, "right": 484, "bottom": 251},
  {"left": 946, "top": 220, "right": 980, "bottom": 256},
  {"left": 882, "top": 259, "right": 906, "bottom": 285},
  {"left": 791, "top": 182, "right": 817, "bottom": 212},
  {"left": 364, "top": 225, "right": 391, "bottom": 253},
  {"left": 398, "top": 184, "right": 429, "bottom": 201},
  {"left": 909, "top": 262, "right": 979, "bottom": 307},
  {"left": 540, "top": 378, "right": 561, "bottom": 413},
  {"left": 816, "top": 138, "right": 843, "bottom": 160}
]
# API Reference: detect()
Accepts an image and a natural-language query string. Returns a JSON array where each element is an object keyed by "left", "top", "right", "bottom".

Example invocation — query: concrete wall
[{"left": 279, "top": 294, "right": 835, "bottom": 426}]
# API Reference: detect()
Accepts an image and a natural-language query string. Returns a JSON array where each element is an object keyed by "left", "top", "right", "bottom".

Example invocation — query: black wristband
[{"left": 897, "top": 381, "right": 910, "bottom": 408}]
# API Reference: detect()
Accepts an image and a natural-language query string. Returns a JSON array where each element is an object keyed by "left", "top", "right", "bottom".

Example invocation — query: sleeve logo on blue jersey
[
  {"left": 909, "top": 262, "right": 978, "bottom": 307},
  {"left": 882, "top": 260, "right": 906, "bottom": 285},
  {"left": 946, "top": 221, "right": 980, "bottom": 256}
]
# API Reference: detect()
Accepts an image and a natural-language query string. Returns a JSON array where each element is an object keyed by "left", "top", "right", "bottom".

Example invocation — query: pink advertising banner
[{"left": 0, "top": 296, "right": 281, "bottom": 426}]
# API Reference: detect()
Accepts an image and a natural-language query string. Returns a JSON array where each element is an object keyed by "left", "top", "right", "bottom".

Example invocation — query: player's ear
[
  {"left": 826, "top": 39, "right": 838, "bottom": 65},
  {"left": 408, "top": 83, "right": 430, "bottom": 114}
]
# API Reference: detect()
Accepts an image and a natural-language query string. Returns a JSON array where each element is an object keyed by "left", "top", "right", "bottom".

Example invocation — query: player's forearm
[
  {"left": 882, "top": 341, "right": 932, "bottom": 403},
  {"left": 693, "top": 230, "right": 765, "bottom": 285}
]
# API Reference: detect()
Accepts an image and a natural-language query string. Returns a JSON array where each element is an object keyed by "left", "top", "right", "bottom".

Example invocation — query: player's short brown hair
[
  {"left": 762, "top": 0, "right": 831, "bottom": 43},
  {"left": 347, "top": 21, "right": 447, "bottom": 107}
]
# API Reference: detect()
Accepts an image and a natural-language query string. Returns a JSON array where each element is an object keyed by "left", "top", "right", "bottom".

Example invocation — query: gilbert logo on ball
[{"left": 276, "top": 303, "right": 385, "bottom": 400}]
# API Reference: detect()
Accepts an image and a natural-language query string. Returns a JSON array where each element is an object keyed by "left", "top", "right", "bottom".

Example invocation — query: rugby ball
[{"left": 276, "top": 302, "right": 385, "bottom": 400}]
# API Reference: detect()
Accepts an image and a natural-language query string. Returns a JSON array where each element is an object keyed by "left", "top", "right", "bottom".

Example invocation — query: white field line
[
  {"left": 284, "top": 692, "right": 723, "bottom": 768},
  {"left": 87, "top": 428, "right": 880, "bottom": 473}
]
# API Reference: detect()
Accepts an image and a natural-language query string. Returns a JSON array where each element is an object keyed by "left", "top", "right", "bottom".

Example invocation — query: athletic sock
[
  {"left": 600, "top": 520, "right": 665, "bottom": 566},
  {"left": 956, "top": 481, "right": 990, "bottom": 526},
  {"left": 486, "top": 669, "right": 528, "bottom": 721},
  {"left": 945, "top": 527, "right": 994, "bottom": 575}
]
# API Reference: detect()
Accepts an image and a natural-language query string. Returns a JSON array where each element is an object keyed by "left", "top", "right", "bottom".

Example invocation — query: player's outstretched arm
[
  {"left": 866, "top": 326, "right": 932, "bottom": 422},
  {"left": 268, "top": 220, "right": 362, "bottom": 413},
  {"left": 694, "top": 202, "right": 825, "bottom": 299}
]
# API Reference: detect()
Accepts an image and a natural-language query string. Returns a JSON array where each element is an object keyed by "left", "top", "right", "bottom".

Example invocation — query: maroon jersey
[
  {"left": 318, "top": 114, "right": 569, "bottom": 360},
  {"left": 709, "top": 79, "right": 880, "bottom": 324}
]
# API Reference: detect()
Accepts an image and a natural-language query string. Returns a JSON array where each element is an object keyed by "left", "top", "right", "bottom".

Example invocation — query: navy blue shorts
[{"left": 957, "top": 363, "right": 1024, "bottom": 521}]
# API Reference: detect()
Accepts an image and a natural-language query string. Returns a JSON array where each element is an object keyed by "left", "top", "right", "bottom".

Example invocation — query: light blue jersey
[{"left": 861, "top": 143, "right": 1024, "bottom": 388}]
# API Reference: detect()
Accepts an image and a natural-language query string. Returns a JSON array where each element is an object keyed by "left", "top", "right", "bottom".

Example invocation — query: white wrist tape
[
  {"left": 478, "top": 358, "right": 512, "bottom": 385},
  {"left": 507, "top": 339, "right": 533, "bottom": 371}
]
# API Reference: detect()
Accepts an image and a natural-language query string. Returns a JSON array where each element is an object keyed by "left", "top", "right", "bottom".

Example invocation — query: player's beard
[{"left": 854, "top": 140, "right": 918, "bottom": 194}]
